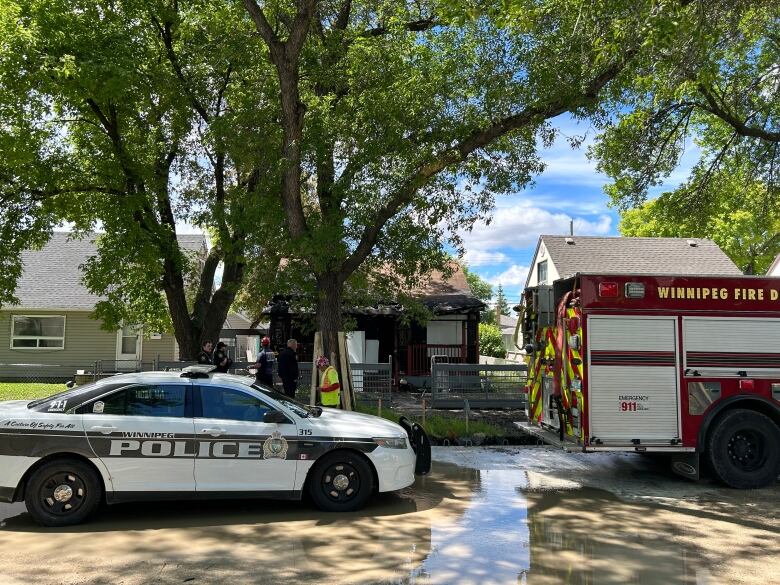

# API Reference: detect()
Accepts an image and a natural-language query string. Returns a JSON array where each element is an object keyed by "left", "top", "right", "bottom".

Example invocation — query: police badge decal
[{"left": 263, "top": 430, "right": 289, "bottom": 459}]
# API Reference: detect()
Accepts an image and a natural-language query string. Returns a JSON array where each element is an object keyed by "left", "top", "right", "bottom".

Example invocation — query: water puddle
[{"left": 0, "top": 459, "right": 776, "bottom": 584}]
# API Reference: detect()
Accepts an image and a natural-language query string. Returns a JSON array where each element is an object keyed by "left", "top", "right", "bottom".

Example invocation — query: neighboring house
[
  {"left": 220, "top": 312, "right": 268, "bottom": 362},
  {"left": 526, "top": 235, "right": 742, "bottom": 288},
  {"left": 266, "top": 262, "right": 484, "bottom": 384},
  {"left": 498, "top": 314, "right": 519, "bottom": 354},
  {"left": 768, "top": 253, "right": 780, "bottom": 277},
  {"left": 0, "top": 232, "right": 214, "bottom": 381}
]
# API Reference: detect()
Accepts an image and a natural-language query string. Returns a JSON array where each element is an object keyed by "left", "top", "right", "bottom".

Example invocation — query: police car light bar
[{"left": 180, "top": 365, "right": 218, "bottom": 378}]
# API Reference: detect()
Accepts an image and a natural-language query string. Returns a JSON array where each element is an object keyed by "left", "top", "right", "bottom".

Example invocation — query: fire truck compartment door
[{"left": 587, "top": 316, "right": 680, "bottom": 445}]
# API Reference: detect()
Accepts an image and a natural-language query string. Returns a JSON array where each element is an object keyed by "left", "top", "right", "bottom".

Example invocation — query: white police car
[{"left": 0, "top": 366, "right": 430, "bottom": 526}]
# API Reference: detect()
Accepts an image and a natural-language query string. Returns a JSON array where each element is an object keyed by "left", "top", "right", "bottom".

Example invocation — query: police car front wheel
[
  {"left": 308, "top": 451, "right": 374, "bottom": 512},
  {"left": 25, "top": 459, "right": 102, "bottom": 527}
]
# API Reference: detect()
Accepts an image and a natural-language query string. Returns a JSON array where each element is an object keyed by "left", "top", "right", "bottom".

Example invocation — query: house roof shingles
[
  {"left": 540, "top": 235, "right": 742, "bottom": 280},
  {"left": 13, "top": 232, "right": 207, "bottom": 310},
  {"left": 412, "top": 262, "right": 485, "bottom": 313}
]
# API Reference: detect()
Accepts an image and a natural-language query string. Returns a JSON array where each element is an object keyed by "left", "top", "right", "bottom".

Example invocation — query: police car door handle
[
  {"left": 90, "top": 425, "right": 117, "bottom": 434},
  {"left": 202, "top": 428, "right": 226, "bottom": 437}
]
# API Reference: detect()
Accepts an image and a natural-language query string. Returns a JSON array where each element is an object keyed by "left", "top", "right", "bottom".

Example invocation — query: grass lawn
[
  {"left": 354, "top": 402, "right": 505, "bottom": 438},
  {"left": 0, "top": 383, "right": 65, "bottom": 402}
]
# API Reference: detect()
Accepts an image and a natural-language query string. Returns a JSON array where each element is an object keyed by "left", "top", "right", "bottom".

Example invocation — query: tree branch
[
  {"left": 361, "top": 17, "right": 438, "bottom": 37},
  {"left": 340, "top": 54, "right": 634, "bottom": 280},
  {"left": 154, "top": 15, "right": 211, "bottom": 123},
  {"left": 698, "top": 84, "right": 780, "bottom": 143},
  {"left": 335, "top": 0, "right": 352, "bottom": 30},
  {"left": 243, "top": 0, "right": 281, "bottom": 50}
]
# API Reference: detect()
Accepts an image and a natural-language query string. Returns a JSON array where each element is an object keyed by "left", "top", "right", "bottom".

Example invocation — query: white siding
[
  {"left": 526, "top": 241, "right": 560, "bottom": 288},
  {"left": 427, "top": 320, "right": 463, "bottom": 345}
]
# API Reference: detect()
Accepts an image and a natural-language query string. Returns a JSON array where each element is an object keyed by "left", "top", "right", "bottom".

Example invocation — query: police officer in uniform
[
  {"left": 255, "top": 336, "right": 275, "bottom": 387},
  {"left": 213, "top": 341, "right": 232, "bottom": 373},
  {"left": 277, "top": 339, "right": 299, "bottom": 399},
  {"left": 197, "top": 340, "right": 214, "bottom": 365}
]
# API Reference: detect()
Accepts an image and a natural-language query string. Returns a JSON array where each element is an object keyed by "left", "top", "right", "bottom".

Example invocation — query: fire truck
[{"left": 518, "top": 273, "right": 780, "bottom": 489}]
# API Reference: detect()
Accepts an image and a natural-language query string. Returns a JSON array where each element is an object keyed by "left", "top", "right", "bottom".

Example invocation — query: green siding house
[{"left": 0, "top": 233, "right": 205, "bottom": 381}]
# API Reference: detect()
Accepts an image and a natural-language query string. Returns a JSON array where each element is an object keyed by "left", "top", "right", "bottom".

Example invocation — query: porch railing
[{"left": 405, "top": 343, "right": 466, "bottom": 376}]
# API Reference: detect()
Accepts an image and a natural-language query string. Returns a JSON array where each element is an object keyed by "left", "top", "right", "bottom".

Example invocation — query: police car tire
[
  {"left": 308, "top": 451, "right": 374, "bottom": 512},
  {"left": 25, "top": 459, "right": 102, "bottom": 527},
  {"left": 707, "top": 409, "right": 780, "bottom": 490}
]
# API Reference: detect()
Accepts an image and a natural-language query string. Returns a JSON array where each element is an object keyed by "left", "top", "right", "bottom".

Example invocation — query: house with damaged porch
[{"left": 266, "top": 262, "right": 485, "bottom": 388}]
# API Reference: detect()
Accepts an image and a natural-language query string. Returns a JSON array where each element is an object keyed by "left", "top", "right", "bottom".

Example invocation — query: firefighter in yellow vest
[{"left": 316, "top": 356, "right": 341, "bottom": 407}]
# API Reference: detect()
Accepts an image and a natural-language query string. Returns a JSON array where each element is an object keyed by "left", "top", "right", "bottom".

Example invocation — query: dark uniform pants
[{"left": 281, "top": 378, "right": 297, "bottom": 399}]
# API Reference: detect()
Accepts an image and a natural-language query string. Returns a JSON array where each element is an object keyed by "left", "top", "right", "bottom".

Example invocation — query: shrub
[{"left": 479, "top": 323, "right": 507, "bottom": 359}]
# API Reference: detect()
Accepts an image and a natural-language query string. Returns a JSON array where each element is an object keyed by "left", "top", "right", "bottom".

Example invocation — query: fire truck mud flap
[
  {"left": 670, "top": 452, "right": 700, "bottom": 481},
  {"left": 399, "top": 416, "right": 431, "bottom": 475}
]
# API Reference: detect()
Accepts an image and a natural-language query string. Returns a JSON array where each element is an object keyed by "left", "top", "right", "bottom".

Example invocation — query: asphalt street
[{"left": 1, "top": 446, "right": 777, "bottom": 584}]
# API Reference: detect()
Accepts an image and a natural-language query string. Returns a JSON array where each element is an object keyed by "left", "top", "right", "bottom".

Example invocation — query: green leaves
[{"left": 479, "top": 322, "right": 506, "bottom": 359}]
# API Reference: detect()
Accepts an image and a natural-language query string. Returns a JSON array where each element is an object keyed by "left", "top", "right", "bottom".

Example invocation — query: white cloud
[
  {"left": 462, "top": 249, "right": 510, "bottom": 266},
  {"left": 487, "top": 264, "right": 529, "bottom": 287},
  {"left": 460, "top": 201, "right": 612, "bottom": 251}
]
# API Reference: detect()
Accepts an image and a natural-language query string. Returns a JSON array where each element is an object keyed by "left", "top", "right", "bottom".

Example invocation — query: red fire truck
[{"left": 518, "top": 273, "right": 780, "bottom": 488}]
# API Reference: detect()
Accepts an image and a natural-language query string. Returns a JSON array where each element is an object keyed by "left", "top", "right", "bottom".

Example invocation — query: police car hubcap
[
  {"left": 323, "top": 463, "right": 359, "bottom": 501},
  {"left": 42, "top": 472, "right": 86, "bottom": 514},
  {"left": 332, "top": 474, "right": 349, "bottom": 491},
  {"left": 53, "top": 485, "right": 73, "bottom": 502}
]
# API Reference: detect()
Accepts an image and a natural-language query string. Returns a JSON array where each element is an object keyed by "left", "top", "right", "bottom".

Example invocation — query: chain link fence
[
  {"left": 0, "top": 360, "right": 156, "bottom": 384},
  {"left": 351, "top": 362, "right": 393, "bottom": 405},
  {"left": 430, "top": 362, "right": 527, "bottom": 408}
]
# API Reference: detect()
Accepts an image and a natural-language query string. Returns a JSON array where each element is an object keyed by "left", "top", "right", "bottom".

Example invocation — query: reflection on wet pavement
[{"left": 0, "top": 448, "right": 777, "bottom": 584}]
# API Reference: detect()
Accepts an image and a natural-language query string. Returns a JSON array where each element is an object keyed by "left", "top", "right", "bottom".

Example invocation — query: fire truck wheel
[{"left": 707, "top": 409, "right": 780, "bottom": 489}]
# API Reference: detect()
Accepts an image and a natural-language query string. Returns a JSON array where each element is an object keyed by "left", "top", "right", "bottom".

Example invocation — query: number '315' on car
[{"left": 0, "top": 367, "right": 431, "bottom": 526}]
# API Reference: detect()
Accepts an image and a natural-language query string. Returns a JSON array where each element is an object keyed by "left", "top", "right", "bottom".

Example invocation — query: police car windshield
[{"left": 251, "top": 384, "right": 316, "bottom": 418}]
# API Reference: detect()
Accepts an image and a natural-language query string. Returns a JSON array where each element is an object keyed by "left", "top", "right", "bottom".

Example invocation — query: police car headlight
[{"left": 373, "top": 437, "right": 407, "bottom": 449}]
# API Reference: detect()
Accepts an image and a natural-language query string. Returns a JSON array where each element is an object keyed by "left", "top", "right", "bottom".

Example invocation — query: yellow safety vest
[{"left": 320, "top": 366, "right": 341, "bottom": 407}]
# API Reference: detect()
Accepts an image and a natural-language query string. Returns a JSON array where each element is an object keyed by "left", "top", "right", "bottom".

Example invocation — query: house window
[
  {"left": 11, "top": 315, "right": 66, "bottom": 349},
  {"left": 537, "top": 260, "right": 548, "bottom": 284}
]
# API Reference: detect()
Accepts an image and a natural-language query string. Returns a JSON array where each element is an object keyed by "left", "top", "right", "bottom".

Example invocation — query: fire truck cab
[{"left": 518, "top": 273, "right": 780, "bottom": 489}]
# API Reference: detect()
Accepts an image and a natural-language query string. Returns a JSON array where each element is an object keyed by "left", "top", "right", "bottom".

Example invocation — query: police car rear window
[
  {"left": 27, "top": 384, "right": 100, "bottom": 409},
  {"left": 28, "top": 382, "right": 129, "bottom": 412}
]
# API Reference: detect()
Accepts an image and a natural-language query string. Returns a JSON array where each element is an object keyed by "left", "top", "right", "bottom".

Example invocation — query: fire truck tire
[{"left": 706, "top": 409, "right": 780, "bottom": 489}]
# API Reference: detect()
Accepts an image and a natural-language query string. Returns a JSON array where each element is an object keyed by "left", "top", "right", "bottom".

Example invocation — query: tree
[
  {"left": 620, "top": 167, "right": 780, "bottom": 274},
  {"left": 462, "top": 265, "right": 494, "bottom": 324},
  {"left": 479, "top": 323, "right": 507, "bottom": 359},
  {"left": 239, "top": 0, "right": 708, "bottom": 358},
  {"left": 2, "top": 0, "right": 749, "bottom": 365},
  {"left": 590, "top": 0, "right": 779, "bottom": 252},
  {"left": 0, "top": 0, "right": 281, "bottom": 358},
  {"left": 495, "top": 284, "right": 510, "bottom": 318}
]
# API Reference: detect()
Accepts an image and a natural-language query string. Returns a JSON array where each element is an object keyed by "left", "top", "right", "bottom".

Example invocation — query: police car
[{"left": 0, "top": 366, "right": 430, "bottom": 526}]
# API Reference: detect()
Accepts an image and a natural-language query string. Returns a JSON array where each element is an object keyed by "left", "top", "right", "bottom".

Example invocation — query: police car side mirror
[{"left": 263, "top": 410, "right": 290, "bottom": 424}]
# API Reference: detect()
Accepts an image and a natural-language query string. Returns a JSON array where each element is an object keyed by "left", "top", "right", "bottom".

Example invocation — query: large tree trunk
[
  {"left": 316, "top": 273, "right": 343, "bottom": 364},
  {"left": 163, "top": 248, "right": 245, "bottom": 361}
]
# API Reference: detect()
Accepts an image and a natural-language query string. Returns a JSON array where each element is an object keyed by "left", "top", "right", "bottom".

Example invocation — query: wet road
[{"left": 0, "top": 446, "right": 777, "bottom": 584}]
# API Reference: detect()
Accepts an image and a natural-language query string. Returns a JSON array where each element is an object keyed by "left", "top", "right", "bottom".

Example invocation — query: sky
[{"left": 457, "top": 113, "right": 698, "bottom": 310}]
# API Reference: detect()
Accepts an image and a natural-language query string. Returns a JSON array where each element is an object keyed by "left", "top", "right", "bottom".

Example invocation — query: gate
[{"left": 429, "top": 362, "right": 528, "bottom": 408}]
